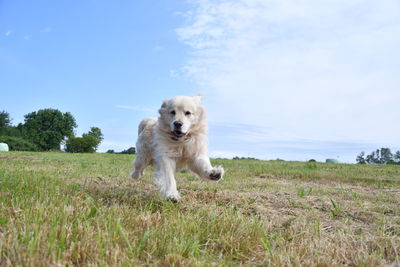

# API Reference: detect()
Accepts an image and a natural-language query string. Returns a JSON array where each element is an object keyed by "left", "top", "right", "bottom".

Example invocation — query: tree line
[
  {"left": 356, "top": 148, "right": 400, "bottom": 164},
  {"left": 0, "top": 109, "right": 103, "bottom": 153},
  {"left": 106, "top": 147, "right": 136, "bottom": 155}
]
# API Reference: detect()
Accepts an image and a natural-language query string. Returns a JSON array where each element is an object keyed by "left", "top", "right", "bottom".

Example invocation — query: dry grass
[{"left": 0, "top": 152, "right": 399, "bottom": 266}]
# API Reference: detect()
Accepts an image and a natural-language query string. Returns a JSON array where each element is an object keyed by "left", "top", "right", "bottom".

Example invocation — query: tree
[
  {"left": 65, "top": 136, "right": 96, "bottom": 153},
  {"left": 3, "top": 125, "right": 22, "bottom": 137},
  {"left": 0, "top": 136, "right": 37, "bottom": 151},
  {"left": 0, "top": 111, "right": 23, "bottom": 139},
  {"left": 120, "top": 147, "right": 135, "bottom": 154},
  {"left": 375, "top": 149, "right": 381, "bottom": 163},
  {"left": 83, "top": 127, "right": 103, "bottom": 142},
  {"left": 360, "top": 148, "right": 395, "bottom": 164},
  {"left": 394, "top": 151, "right": 400, "bottom": 163},
  {"left": 380, "top": 148, "right": 393, "bottom": 164},
  {"left": 21, "top": 109, "right": 77, "bottom": 151},
  {"left": 0, "top": 111, "right": 11, "bottom": 128},
  {"left": 365, "top": 151, "right": 377, "bottom": 164},
  {"left": 356, "top": 152, "right": 366, "bottom": 164},
  {"left": 65, "top": 127, "right": 103, "bottom": 153},
  {"left": 84, "top": 127, "right": 103, "bottom": 152},
  {"left": 0, "top": 111, "right": 11, "bottom": 135}
]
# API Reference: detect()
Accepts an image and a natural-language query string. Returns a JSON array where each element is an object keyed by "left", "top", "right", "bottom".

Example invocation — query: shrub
[
  {"left": 65, "top": 135, "right": 99, "bottom": 153},
  {"left": 65, "top": 127, "right": 103, "bottom": 153},
  {"left": 326, "top": 158, "right": 339, "bottom": 163},
  {"left": 120, "top": 147, "right": 135, "bottom": 154},
  {"left": 0, "top": 136, "right": 38, "bottom": 151}
]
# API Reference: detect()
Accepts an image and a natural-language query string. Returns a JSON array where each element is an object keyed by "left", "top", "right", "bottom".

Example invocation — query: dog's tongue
[{"left": 172, "top": 131, "right": 185, "bottom": 138}]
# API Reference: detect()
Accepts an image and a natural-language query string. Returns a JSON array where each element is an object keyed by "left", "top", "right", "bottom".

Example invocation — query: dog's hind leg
[{"left": 130, "top": 155, "right": 149, "bottom": 179}]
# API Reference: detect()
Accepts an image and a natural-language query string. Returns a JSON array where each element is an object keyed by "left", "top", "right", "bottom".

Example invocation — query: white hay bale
[{"left": 0, "top": 143, "right": 9, "bottom": 152}]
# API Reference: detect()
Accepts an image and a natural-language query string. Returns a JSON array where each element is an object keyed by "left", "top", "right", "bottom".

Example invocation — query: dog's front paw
[
  {"left": 208, "top": 166, "right": 224, "bottom": 181},
  {"left": 130, "top": 170, "right": 139, "bottom": 179},
  {"left": 165, "top": 192, "right": 181, "bottom": 203}
]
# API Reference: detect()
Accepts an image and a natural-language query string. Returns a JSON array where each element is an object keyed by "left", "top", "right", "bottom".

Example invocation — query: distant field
[{"left": 0, "top": 152, "right": 399, "bottom": 266}]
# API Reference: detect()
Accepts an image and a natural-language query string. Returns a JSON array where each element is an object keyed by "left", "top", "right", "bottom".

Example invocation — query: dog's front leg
[
  {"left": 189, "top": 154, "right": 224, "bottom": 181},
  {"left": 154, "top": 157, "right": 180, "bottom": 202}
]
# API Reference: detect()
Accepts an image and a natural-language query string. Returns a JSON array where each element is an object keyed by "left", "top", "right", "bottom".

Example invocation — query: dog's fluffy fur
[{"left": 130, "top": 95, "right": 224, "bottom": 201}]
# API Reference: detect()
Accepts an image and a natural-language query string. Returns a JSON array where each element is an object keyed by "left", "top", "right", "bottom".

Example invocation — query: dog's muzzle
[
  {"left": 171, "top": 121, "right": 186, "bottom": 139},
  {"left": 171, "top": 129, "right": 186, "bottom": 138}
]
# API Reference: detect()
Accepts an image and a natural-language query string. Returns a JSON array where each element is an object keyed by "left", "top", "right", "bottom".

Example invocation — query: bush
[
  {"left": 65, "top": 127, "right": 103, "bottom": 153},
  {"left": 306, "top": 160, "right": 317, "bottom": 169},
  {"left": 0, "top": 136, "right": 38, "bottom": 151},
  {"left": 120, "top": 147, "right": 135, "bottom": 154},
  {"left": 65, "top": 135, "right": 99, "bottom": 153},
  {"left": 1, "top": 126, "right": 22, "bottom": 137},
  {"left": 326, "top": 158, "right": 339, "bottom": 163}
]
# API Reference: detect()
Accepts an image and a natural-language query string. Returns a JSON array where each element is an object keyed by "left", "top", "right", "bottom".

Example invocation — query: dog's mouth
[{"left": 170, "top": 130, "right": 186, "bottom": 138}]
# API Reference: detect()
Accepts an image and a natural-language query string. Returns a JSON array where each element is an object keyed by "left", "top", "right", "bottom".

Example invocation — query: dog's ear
[
  {"left": 193, "top": 94, "right": 203, "bottom": 104},
  {"left": 159, "top": 100, "right": 168, "bottom": 115},
  {"left": 196, "top": 103, "right": 206, "bottom": 124}
]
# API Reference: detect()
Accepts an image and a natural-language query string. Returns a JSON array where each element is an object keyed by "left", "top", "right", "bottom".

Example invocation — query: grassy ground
[{"left": 0, "top": 152, "right": 399, "bottom": 266}]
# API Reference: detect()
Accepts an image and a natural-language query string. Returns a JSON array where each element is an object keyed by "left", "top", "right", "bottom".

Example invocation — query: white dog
[{"left": 130, "top": 95, "right": 224, "bottom": 201}]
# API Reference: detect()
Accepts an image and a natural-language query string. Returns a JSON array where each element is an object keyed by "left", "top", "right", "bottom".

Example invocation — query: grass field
[{"left": 0, "top": 152, "right": 399, "bottom": 266}]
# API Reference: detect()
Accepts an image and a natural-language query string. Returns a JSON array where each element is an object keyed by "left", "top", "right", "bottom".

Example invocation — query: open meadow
[{"left": 0, "top": 152, "right": 399, "bottom": 266}]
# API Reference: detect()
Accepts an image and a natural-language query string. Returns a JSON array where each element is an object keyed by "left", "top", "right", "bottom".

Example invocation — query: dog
[{"left": 130, "top": 95, "right": 224, "bottom": 201}]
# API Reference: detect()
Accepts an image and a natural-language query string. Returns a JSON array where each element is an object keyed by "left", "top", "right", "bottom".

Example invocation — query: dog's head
[{"left": 158, "top": 95, "right": 206, "bottom": 139}]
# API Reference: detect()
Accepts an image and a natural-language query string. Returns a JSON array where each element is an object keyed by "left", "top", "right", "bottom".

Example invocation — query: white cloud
[
  {"left": 5, "top": 30, "right": 12, "bottom": 36},
  {"left": 40, "top": 27, "right": 52, "bottom": 33},
  {"left": 115, "top": 104, "right": 157, "bottom": 113},
  {"left": 177, "top": 0, "right": 400, "bottom": 160},
  {"left": 209, "top": 150, "right": 245, "bottom": 159},
  {"left": 169, "top": 69, "right": 179, "bottom": 78},
  {"left": 153, "top": 45, "right": 164, "bottom": 52}
]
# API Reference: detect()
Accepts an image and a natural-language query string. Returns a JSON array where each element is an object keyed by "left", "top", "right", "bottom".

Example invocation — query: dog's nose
[{"left": 173, "top": 121, "right": 183, "bottom": 128}]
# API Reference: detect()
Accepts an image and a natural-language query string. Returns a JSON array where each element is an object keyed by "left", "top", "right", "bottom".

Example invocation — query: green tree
[
  {"left": 365, "top": 151, "right": 377, "bottom": 164},
  {"left": 21, "top": 109, "right": 77, "bottom": 151},
  {"left": 362, "top": 148, "right": 395, "bottom": 164},
  {"left": 356, "top": 152, "right": 366, "bottom": 164},
  {"left": 375, "top": 149, "right": 382, "bottom": 163},
  {"left": 84, "top": 127, "right": 103, "bottom": 152},
  {"left": 84, "top": 127, "right": 103, "bottom": 142},
  {"left": 120, "top": 147, "right": 135, "bottom": 154},
  {"left": 0, "top": 136, "right": 37, "bottom": 151},
  {"left": 65, "top": 136, "right": 96, "bottom": 153},
  {"left": 394, "top": 151, "right": 400, "bottom": 163},
  {"left": 0, "top": 111, "right": 11, "bottom": 135},
  {"left": 380, "top": 148, "right": 393, "bottom": 164},
  {"left": 3, "top": 126, "right": 22, "bottom": 137},
  {"left": 0, "top": 111, "right": 23, "bottom": 138},
  {"left": 65, "top": 127, "right": 103, "bottom": 153}
]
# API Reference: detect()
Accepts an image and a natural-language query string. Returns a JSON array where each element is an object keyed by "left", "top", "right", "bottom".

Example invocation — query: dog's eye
[
  {"left": 185, "top": 111, "right": 191, "bottom": 116},
  {"left": 170, "top": 110, "right": 176, "bottom": 115}
]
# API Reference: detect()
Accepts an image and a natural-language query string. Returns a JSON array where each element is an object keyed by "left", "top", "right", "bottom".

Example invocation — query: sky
[{"left": 1, "top": 0, "right": 399, "bottom": 162}]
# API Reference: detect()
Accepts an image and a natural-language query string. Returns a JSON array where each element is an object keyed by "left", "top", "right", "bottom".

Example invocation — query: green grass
[{"left": 0, "top": 152, "right": 399, "bottom": 266}]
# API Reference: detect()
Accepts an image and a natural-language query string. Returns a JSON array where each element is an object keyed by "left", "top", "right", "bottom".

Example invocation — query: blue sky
[{"left": 1, "top": 0, "right": 399, "bottom": 162}]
